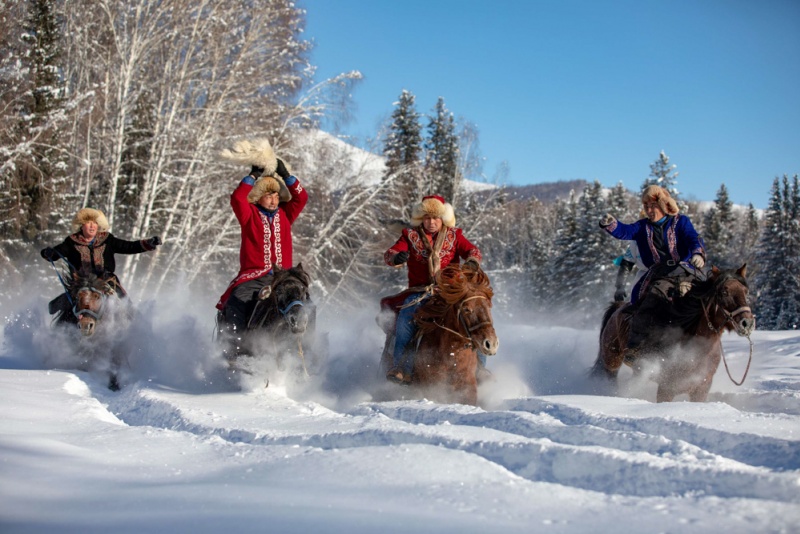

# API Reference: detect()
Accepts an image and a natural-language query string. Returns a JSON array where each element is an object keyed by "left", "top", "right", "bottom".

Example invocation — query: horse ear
[
  {"left": 737, "top": 264, "right": 747, "bottom": 278},
  {"left": 711, "top": 265, "right": 720, "bottom": 277}
]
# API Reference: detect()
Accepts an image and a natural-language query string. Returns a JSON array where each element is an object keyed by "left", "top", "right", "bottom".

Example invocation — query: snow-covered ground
[{"left": 1, "top": 290, "right": 799, "bottom": 534}]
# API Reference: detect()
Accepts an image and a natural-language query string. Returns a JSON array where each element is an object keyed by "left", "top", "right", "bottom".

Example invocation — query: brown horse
[
  {"left": 590, "top": 264, "right": 755, "bottom": 402},
  {"left": 66, "top": 270, "right": 121, "bottom": 337},
  {"left": 381, "top": 263, "right": 499, "bottom": 405},
  {"left": 58, "top": 270, "right": 129, "bottom": 390}
]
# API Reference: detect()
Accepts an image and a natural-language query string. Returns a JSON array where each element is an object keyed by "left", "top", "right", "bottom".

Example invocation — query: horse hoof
[{"left": 108, "top": 375, "right": 120, "bottom": 391}]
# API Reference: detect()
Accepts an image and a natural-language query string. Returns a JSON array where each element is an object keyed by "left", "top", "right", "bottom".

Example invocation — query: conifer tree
[
  {"left": 642, "top": 151, "right": 682, "bottom": 209},
  {"left": 424, "top": 97, "right": 460, "bottom": 204},
  {"left": 730, "top": 203, "right": 761, "bottom": 274},
  {"left": 382, "top": 90, "right": 423, "bottom": 217},
  {"left": 754, "top": 175, "right": 800, "bottom": 329},
  {"left": 1, "top": 0, "right": 67, "bottom": 244},
  {"left": 703, "top": 183, "right": 735, "bottom": 266}
]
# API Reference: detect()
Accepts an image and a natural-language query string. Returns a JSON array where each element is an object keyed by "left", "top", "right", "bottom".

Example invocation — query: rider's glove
[
  {"left": 614, "top": 288, "right": 627, "bottom": 302},
  {"left": 275, "top": 158, "right": 291, "bottom": 180},
  {"left": 250, "top": 165, "right": 265, "bottom": 179},
  {"left": 463, "top": 257, "right": 480, "bottom": 270},
  {"left": 392, "top": 251, "right": 409, "bottom": 265},
  {"left": 599, "top": 213, "right": 615, "bottom": 228},
  {"left": 41, "top": 247, "right": 57, "bottom": 261},
  {"left": 689, "top": 254, "right": 704, "bottom": 269},
  {"left": 146, "top": 236, "right": 162, "bottom": 248}
]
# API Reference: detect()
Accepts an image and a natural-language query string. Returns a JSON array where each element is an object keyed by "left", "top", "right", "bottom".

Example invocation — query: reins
[
  {"left": 699, "top": 278, "right": 754, "bottom": 386},
  {"left": 431, "top": 294, "right": 490, "bottom": 348},
  {"left": 46, "top": 251, "right": 77, "bottom": 308}
]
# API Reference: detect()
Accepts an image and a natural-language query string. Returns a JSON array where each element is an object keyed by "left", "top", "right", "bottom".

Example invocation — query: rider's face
[
  {"left": 643, "top": 200, "right": 665, "bottom": 222},
  {"left": 422, "top": 215, "right": 443, "bottom": 234},
  {"left": 258, "top": 192, "right": 280, "bottom": 211},
  {"left": 81, "top": 221, "right": 98, "bottom": 239}
]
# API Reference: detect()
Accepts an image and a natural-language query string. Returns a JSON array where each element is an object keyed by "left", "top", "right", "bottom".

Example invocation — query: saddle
[{"left": 645, "top": 263, "right": 705, "bottom": 302}]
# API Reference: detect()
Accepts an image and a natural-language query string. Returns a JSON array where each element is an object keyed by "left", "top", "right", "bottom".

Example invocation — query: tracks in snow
[{"left": 104, "top": 384, "right": 800, "bottom": 504}]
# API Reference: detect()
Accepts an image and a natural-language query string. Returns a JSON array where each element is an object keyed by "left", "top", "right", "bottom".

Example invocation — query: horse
[
  {"left": 226, "top": 263, "right": 322, "bottom": 380},
  {"left": 49, "top": 269, "right": 130, "bottom": 390},
  {"left": 64, "top": 270, "right": 121, "bottom": 337},
  {"left": 380, "top": 263, "right": 499, "bottom": 405},
  {"left": 590, "top": 264, "right": 755, "bottom": 402}
]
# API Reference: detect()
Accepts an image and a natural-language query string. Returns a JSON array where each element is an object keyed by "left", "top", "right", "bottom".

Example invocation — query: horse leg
[
  {"left": 688, "top": 381, "right": 712, "bottom": 402},
  {"left": 589, "top": 354, "right": 618, "bottom": 380},
  {"left": 656, "top": 383, "right": 678, "bottom": 402}
]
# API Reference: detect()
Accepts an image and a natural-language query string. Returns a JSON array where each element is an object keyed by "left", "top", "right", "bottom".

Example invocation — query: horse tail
[
  {"left": 599, "top": 301, "right": 624, "bottom": 339},
  {"left": 588, "top": 301, "right": 625, "bottom": 387}
]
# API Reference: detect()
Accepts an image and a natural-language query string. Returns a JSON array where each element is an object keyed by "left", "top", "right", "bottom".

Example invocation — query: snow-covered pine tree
[
  {"left": 753, "top": 175, "right": 800, "bottom": 330},
  {"left": 564, "top": 181, "right": 612, "bottom": 315},
  {"left": 545, "top": 191, "right": 580, "bottom": 311},
  {"left": 0, "top": 0, "right": 67, "bottom": 244},
  {"left": 703, "top": 183, "right": 735, "bottom": 267},
  {"left": 424, "top": 97, "right": 460, "bottom": 205},
  {"left": 382, "top": 89, "right": 423, "bottom": 218},
  {"left": 642, "top": 151, "right": 684, "bottom": 211}
]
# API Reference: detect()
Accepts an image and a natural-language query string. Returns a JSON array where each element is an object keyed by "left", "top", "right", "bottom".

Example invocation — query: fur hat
[
  {"left": 72, "top": 208, "right": 110, "bottom": 234},
  {"left": 411, "top": 195, "right": 456, "bottom": 228},
  {"left": 218, "top": 138, "right": 279, "bottom": 176},
  {"left": 246, "top": 175, "right": 291, "bottom": 204},
  {"left": 641, "top": 185, "right": 679, "bottom": 217}
]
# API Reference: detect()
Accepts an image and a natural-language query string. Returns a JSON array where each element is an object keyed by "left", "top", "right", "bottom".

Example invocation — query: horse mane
[
  {"left": 66, "top": 269, "right": 116, "bottom": 296},
  {"left": 415, "top": 264, "right": 493, "bottom": 335},
  {"left": 272, "top": 264, "right": 310, "bottom": 288}
]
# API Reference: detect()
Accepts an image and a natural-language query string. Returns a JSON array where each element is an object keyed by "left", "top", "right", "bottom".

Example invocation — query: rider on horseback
[
  {"left": 216, "top": 139, "right": 308, "bottom": 362},
  {"left": 600, "top": 185, "right": 706, "bottom": 362},
  {"left": 383, "top": 194, "right": 483, "bottom": 384},
  {"left": 40, "top": 207, "right": 161, "bottom": 324}
]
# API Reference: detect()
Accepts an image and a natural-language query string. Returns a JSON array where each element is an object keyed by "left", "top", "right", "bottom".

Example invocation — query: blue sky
[{"left": 301, "top": 0, "right": 799, "bottom": 209}]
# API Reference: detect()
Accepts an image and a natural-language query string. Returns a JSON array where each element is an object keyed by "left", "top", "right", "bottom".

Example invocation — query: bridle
[
  {"left": 700, "top": 277, "right": 752, "bottom": 336},
  {"left": 433, "top": 294, "right": 491, "bottom": 348},
  {"left": 277, "top": 280, "right": 308, "bottom": 319},
  {"left": 73, "top": 282, "right": 114, "bottom": 321}
]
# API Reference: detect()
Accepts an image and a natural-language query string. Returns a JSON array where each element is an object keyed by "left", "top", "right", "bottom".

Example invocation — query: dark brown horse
[
  {"left": 590, "top": 264, "right": 755, "bottom": 402},
  {"left": 65, "top": 270, "right": 121, "bottom": 337},
  {"left": 237, "top": 264, "right": 321, "bottom": 377},
  {"left": 58, "top": 270, "right": 129, "bottom": 390},
  {"left": 389, "top": 263, "right": 499, "bottom": 405}
]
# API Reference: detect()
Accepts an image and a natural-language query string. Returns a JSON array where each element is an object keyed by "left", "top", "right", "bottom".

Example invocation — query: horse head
[
  {"left": 709, "top": 264, "right": 755, "bottom": 337},
  {"left": 431, "top": 264, "right": 499, "bottom": 355},
  {"left": 269, "top": 263, "right": 312, "bottom": 335},
  {"left": 68, "top": 271, "right": 116, "bottom": 337}
]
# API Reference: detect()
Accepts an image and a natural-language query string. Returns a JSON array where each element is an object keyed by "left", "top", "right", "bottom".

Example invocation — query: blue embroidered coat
[{"left": 603, "top": 215, "right": 705, "bottom": 303}]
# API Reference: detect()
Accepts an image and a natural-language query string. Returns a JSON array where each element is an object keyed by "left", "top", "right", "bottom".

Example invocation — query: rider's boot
[
  {"left": 386, "top": 344, "right": 413, "bottom": 385},
  {"left": 476, "top": 353, "right": 493, "bottom": 384}
]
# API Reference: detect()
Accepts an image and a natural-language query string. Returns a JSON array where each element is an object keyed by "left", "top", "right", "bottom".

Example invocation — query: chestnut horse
[
  {"left": 590, "top": 265, "right": 755, "bottom": 402},
  {"left": 381, "top": 264, "right": 499, "bottom": 405}
]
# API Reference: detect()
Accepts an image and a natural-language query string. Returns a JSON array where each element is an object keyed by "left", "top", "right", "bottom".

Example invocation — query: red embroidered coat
[
  {"left": 384, "top": 226, "right": 482, "bottom": 288},
  {"left": 216, "top": 177, "right": 308, "bottom": 310}
]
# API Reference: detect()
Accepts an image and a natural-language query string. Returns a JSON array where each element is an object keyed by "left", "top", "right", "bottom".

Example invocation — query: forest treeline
[{"left": 1, "top": 0, "right": 798, "bottom": 329}]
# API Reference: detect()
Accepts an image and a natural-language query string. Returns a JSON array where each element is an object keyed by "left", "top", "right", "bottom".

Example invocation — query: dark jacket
[{"left": 42, "top": 232, "right": 155, "bottom": 282}]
